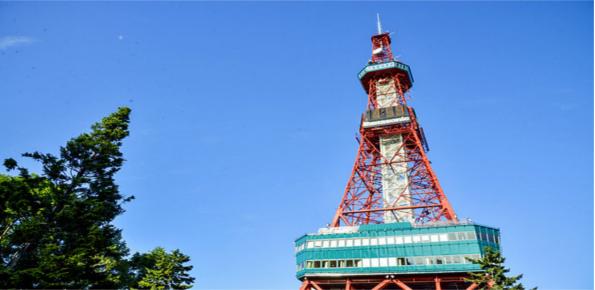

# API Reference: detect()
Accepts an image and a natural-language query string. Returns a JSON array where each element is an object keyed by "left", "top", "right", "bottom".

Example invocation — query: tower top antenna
[{"left": 377, "top": 13, "right": 382, "bottom": 34}]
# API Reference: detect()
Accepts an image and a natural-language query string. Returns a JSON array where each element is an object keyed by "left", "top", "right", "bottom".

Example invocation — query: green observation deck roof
[
  {"left": 294, "top": 221, "right": 500, "bottom": 279},
  {"left": 357, "top": 61, "right": 414, "bottom": 94}
]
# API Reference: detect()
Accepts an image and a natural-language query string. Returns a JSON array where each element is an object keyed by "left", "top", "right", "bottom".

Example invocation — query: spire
[{"left": 370, "top": 15, "right": 393, "bottom": 63}]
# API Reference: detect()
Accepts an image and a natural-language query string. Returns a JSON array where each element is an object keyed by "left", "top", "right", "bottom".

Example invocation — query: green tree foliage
[
  {"left": 465, "top": 246, "right": 537, "bottom": 290},
  {"left": 0, "top": 108, "right": 135, "bottom": 288},
  {"left": 137, "top": 247, "right": 195, "bottom": 289}
]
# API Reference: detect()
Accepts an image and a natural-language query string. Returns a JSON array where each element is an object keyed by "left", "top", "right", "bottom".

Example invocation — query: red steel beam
[
  {"left": 343, "top": 204, "right": 443, "bottom": 213},
  {"left": 309, "top": 281, "right": 323, "bottom": 290},
  {"left": 393, "top": 279, "right": 413, "bottom": 290},
  {"left": 371, "top": 279, "right": 391, "bottom": 290},
  {"left": 299, "top": 281, "right": 309, "bottom": 290}
]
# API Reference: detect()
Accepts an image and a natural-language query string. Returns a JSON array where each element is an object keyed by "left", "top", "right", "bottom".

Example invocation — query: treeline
[{"left": 0, "top": 108, "right": 194, "bottom": 288}]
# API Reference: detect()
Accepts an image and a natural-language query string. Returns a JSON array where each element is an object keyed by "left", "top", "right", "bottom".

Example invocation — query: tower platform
[{"left": 295, "top": 221, "right": 500, "bottom": 281}]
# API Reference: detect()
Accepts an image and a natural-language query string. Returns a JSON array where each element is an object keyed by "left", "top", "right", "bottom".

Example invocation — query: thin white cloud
[{"left": 0, "top": 36, "right": 36, "bottom": 50}]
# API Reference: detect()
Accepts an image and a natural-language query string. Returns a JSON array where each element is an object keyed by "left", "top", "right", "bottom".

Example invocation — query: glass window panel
[
  {"left": 443, "top": 256, "right": 452, "bottom": 265},
  {"left": 362, "top": 259, "right": 371, "bottom": 267},
  {"left": 435, "top": 256, "right": 444, "bottom": 265},
  {"left": 462, "top": 254, "right": 472, "bottom": 264},
  {"left": 371, "top": 258, "right": 379, "bottom": 267},
  {"left": 307, "top": 261, "right": 313, "bottom": 269},
  {"left": 488, "top": 234, "right": 495, "bottom": 243},
  {"left": 322, "top": 240, "right": 329, "bottom": 247},
  {"left": 387, "top": 236, "right": 395, "bottom": 244},
  {"left": 424, "top": 257, "right": 433, "bottom": 265},
  {"left": 397, "top": 257, "right": 406, "bottom": 266},
  {"left": 378, "top": 237, "right": 386, "bottom": 245},
  {"left": 395, "top": 236, "right": 403, "bottom": 244},
  {"left": 346, "top": 260, "right": 354, "bottom": 268},
  {"left": 346, "top": 239, "right": 353, "bottom": 247},
  {"left": 472, "top": 254, "right": 480, "bottom": 260},
  {"left": 308, "top": 241, "right": 314, "bottom": 248},
  {"left": 370, "top": 238, "right": 378, "bottom": 246},
  {"left": 412, "top": 235, "right": 421, "bottom": 243},
  {"left": 415, "top": 257, "right": 424, "bottom": 266},
  {"left": 314, "top": 261, "right": 321, "bottom": 268},
  {"left": 355, "top": 259, "right": 362, "bottom": 267},
  {"left": 406, "top": 257, "right": 415, "bottom": 266},
  {"left": 330, "top": 240, "right": 337, "bottom": 247},
  {"left": 388, "top": 257, "right": 397, "bottom": 267},
  {"left": 430, "top": 234, "right": 439, "bottom": 242},
  {"left": 362, "top": 238, "right": 370, "bottom": 246},
  {"left": 404, "top": 236, "right": 412, "bottom": 243},
  {"left": 466, "top": 232, "right": 476, "bottom": 240},
  {"left": 339, "top": 260, "right": 345, "bottom": 267},
  {"left": 330, "top": 260, "right": 337, "bottom": 268},
  {"left": 380, "top": 258, "right": 388, "bottom": 267},
  {"left": 481, "top": 232, "right": 487, "bottom": 241},
  {"left": 457, "top": 232, "right": 467, "bottom": 241},
  {"left": 439, "top": 234, "right": 448, "bottom": 242},
  {"left": 322, "top": 261, "right": 329, "bottom": 268},
  {"left": 448, "top": 233, "right": 457, "bottom": 241},
  {"left": 421, "top": 235, "right": 430, "bottom": 243},
  {"left": 315, "top": 241, "right": 322, "bottom": 247},
  {"left": 354, "top": 239, "right": 362, "bottom": 246},
  {"left": 495, "top": 236, "right": 500, "bottom": 244},
  {"left": 338, "top": 239, "right": 345, "bottom": 247},
  {"left": 453, "top": 256, "right": 462, "bottom": 264}
]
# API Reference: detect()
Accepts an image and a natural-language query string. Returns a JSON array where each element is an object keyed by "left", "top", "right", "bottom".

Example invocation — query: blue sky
[{"left": 1, "top": 2, "right": 592, "bottom": 289}]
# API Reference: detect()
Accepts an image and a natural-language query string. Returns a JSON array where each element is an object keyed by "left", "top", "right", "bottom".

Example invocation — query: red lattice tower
[{"left": 330, "top": 31, "right": 457, "bottom": 228}]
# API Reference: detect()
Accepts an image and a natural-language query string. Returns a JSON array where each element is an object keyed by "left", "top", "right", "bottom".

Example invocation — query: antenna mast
[{"left": 377, "top": 13, "right": 382, "bottom": 34}]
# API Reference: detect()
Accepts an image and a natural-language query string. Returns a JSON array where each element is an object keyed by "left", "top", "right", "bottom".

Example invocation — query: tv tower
[
  {"left": 295, "top": 16, "right": 501, "bottom": 290},
  {"left": 331, "top": 15, "right": 456, "bottom": 227}
]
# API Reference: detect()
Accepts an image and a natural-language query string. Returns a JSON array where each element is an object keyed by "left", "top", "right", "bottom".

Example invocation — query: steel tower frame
[
  {"left": 296, "top": 21, "right": 485, "bottom": 290},
  {"left": 330, "top": 31, "right": 456, "bottom": 227}
]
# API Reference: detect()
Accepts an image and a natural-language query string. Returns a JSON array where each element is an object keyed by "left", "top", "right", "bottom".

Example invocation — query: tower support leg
[
  {"left": 371, "top": 279, "right": 391, "bottom": 290},
  {"left": 310, "top": 281, "right": 323, "bottom": 290},
  {"left": 393, "top": 279, "right": 413, "bottom": 290},
  {"left": 299, "top": 281, "right": 309, "bottom": 290}
]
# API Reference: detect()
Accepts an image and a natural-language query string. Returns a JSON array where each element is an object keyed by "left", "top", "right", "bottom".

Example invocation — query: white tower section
[{"left": 376, "top": 79, "right": 414, "bottom": 223}]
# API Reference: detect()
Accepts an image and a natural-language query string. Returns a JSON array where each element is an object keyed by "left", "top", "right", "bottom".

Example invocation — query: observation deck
[
  {"left": 294, "top": 221, "right": 500, "bottom": 280},
  {"left": 357, "top": 61, "right": 414, "bottom": 94}
]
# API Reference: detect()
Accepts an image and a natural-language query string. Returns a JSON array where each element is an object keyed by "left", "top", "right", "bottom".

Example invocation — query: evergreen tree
[
  {"left": 465, "top": 246, "right": 537, "bottom": 290},
  {"left": 0, "top": 108, "right": 134, "bottom": 288},
  {"left": 137, "top": 247, "right": 195, "bottom": 289}
]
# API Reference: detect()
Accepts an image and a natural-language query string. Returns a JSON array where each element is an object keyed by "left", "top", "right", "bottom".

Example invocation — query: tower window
[
  {"left": 430, "top": 234, "right": 439, "bottom": 242},
  {"left": 466, "top": 232, "right": 476, "bottom": 240}
]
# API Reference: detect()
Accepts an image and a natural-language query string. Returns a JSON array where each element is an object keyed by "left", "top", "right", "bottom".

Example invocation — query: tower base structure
[
  {"left": 295, "top": 221, "right": 500, "bottom": 290},
  {"left": 299, "top": 273, "right": 484, "bottom": 290}
]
